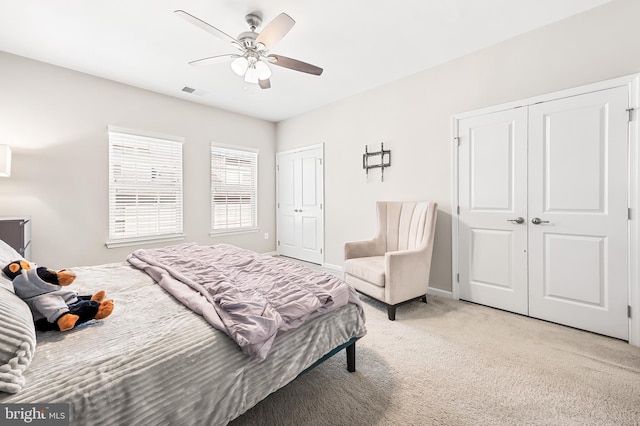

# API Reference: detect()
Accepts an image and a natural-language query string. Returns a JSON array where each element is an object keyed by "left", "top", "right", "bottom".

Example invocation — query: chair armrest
[
  {"left": 344, "top": 239, "right": 384, "bottom": 260},
  {"left": 386, "top": 248, "right": 430, "bottom": 277},
  {"left": 385, "top": 247, "right": 433, "bottom": 304}
]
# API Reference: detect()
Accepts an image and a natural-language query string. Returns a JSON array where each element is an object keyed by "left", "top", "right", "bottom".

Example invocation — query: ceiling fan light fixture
[
  {"left": 255, "top": 61, "right": 272, "bottom": 80},
  {"left": 231, "top": 56, "right": 248, "bottom": 76},
  {"left": 244, "top": 66, "right": 259, "bottom": 84}
]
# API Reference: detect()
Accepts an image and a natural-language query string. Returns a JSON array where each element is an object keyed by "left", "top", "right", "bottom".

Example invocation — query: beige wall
[
  {"left": 0, "top": 52, "right": 277, "bottom": 268},
  {"left": 276, "top": 0, "right": 640, "bottom": 292},
  {"left": 1, "top": 0, "right": 638, "bottom": 285}
]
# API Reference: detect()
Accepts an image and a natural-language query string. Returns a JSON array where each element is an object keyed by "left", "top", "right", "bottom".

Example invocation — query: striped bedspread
[{"left": 0, "top": 261, "right": 367, "bottom": 425}]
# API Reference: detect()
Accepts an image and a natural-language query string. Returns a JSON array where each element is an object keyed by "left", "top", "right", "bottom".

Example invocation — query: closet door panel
[
  {"left": 458, "top": 108, "right": 528, "bottom": 315},
  {"left": 528, "top": 86, "right": 629, "bottom": 340},
  {"left": 276, "top": 145, "right": 324, "bottom": 264}
]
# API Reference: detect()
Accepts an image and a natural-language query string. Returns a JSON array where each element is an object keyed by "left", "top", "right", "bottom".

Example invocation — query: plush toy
[{"left": 2, "top": 260, "right": 114, "bottom": 332}]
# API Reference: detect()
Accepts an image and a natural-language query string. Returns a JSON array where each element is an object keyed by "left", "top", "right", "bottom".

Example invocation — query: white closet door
[
  {"left": 528, "top": 86, "right": 629, "bottom": 340},
  {"left": 458, "top": 108, "right": 529, "bottom": 315},
  {"left": 276, "top": 145, "right": 324, "bottom": 264}
]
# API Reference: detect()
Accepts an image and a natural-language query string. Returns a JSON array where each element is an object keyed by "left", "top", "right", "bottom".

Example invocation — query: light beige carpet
[{"left": 231, "top": 294, "right": 640, "bottom": 425}]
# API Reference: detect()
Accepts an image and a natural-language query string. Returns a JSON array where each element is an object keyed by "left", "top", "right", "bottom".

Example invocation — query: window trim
[{"left": 210, "top": 143, "right": 259, "bottom": 236}]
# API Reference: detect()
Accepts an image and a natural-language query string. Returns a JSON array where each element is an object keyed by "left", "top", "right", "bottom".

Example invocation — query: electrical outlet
[{"left": 264, "top": 233, "right": 269, "bottom": 240}]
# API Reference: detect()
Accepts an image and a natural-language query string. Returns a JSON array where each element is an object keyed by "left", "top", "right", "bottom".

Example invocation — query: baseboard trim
[
  {"left": 428, "top": 287, "right": 453, "bottom": 299},
  {"left": 322, "top": 263, "right": 343, "bottom": 273}
]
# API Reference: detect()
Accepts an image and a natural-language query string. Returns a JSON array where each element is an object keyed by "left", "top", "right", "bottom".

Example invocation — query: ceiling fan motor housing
[
  {"left": 237, "top": 31, "right": 259, "bottom": 49},
  {"left": 238, "top": 13, "right": 263, "bottom": 50}
]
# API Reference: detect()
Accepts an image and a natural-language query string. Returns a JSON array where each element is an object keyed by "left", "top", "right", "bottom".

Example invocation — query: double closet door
[
  {"left": 276, "top": 144, "right": 324, "bottom": 265},
  {"left": 457, "top": 86, "right": 629, "bottom": 340}
]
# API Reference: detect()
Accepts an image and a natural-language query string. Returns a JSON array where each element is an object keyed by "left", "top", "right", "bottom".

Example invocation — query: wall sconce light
[{"left": 0, "top": 145, "right": 12, "bottom": 177}]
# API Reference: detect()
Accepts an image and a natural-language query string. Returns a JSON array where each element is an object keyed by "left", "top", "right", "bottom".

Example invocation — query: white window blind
[
  {"left": 211, "top": 144, "right": 258, "bottom": 233},
  {"left": 108, "top": 128, "right": 184, "bottom": 245}
]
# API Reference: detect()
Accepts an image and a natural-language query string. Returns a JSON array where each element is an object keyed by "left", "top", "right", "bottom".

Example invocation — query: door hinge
[
  {"left": 629, "top": 208, "right": 632, "bottom": 220},
  {"left": 628, "top": 305, "right": 632, "bottom": 318},
  {"left": 626, "top": 108, "right": 636, "bottom": 122},
  {"left": 457, "top": 273, "right": 459, "bottom": 283},
  {"left": 319, "top": 158, "right": 323, "bottom": 165},
  {"left": 277, "top": 241, "right": 280, "bottom": 246},
  {"left": 454, "top": 137, "right": 460, "bottom": 146},
  {"left": 320, "top": 248, "right": 323, "bottom": 254},
  {"left": 457, "top": 206, "right": 460, "bottom": 215},
  {"left": 320, "top": 203, "right": 323, "bottom": 209}
]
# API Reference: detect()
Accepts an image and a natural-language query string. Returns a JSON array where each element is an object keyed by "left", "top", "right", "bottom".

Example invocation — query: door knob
[
  {"left": 531, "top": 217, "right": 549, "bottom": 225},
  {"left": 507, "top": 217, "right": 525, "bottom": 224}
]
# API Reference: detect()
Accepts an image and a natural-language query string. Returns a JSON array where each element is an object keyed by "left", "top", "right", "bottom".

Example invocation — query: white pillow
[
  {"left": 0, "top": 240, "right": 35, "bottom": 394},
  {"left": 0, "top": 239, "right": 24, "bottom": 293},
  {"left": 0, "top": 287, "right": 36, "bottom": 394}
]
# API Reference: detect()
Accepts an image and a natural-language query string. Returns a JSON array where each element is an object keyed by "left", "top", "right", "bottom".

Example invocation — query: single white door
[
  {"left": 528, "top": 87, "right": 629, "bottom": 340},
  {"left": 276, "top": 145, "right": 324, "bottom": 264},
  {"left": 458, "top": 108, "right": 529, "bottom": 315}
]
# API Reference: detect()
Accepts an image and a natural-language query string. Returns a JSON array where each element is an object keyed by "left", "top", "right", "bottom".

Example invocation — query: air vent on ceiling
[{"left": 181, "top": 86, "right": 208, "bottom": 97}]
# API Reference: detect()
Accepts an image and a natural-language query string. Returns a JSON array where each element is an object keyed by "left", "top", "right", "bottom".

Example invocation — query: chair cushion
[{"left": 344, "top": 256, "right": 385, "bottom": 288}]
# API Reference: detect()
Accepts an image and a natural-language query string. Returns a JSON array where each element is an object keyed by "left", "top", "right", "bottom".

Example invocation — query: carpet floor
[{"left": 231, "top": 294, "right": 640, "bottom": 425}]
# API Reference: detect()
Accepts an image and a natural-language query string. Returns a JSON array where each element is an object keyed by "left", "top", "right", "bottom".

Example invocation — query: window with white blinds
[
  {"left": 210, "top": 144, "right": 258, "bottom": 234},
  {"left": 107, "top": 127, "right": 184, "bottom": 247}
]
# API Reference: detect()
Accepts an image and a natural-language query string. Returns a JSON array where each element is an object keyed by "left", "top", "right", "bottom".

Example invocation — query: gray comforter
[{"left": 128, "top": 243, "right": 361, "bottom": 359}]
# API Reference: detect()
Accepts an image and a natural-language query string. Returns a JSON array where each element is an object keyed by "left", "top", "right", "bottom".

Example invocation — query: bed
[{"left": 0, "top": 241, "right": 366, "bottom": 425}]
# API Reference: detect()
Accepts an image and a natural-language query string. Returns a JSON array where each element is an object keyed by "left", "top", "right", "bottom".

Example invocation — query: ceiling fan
[{"left": 175, "top": 10, "right": 323, "bottom": 89}]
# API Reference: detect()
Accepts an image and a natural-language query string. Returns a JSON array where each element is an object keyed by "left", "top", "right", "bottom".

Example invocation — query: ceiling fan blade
[
  {"left": 268, "top": 54, "right": 323, "bottom": 76},
  {"left": 259, "top": 79, "right": 271, "bottom": 89},
  {"left": 174, "top": 10, "right": 241, "bottom": 47},
  {"left": 188, "top": 54, "right": 239, "bottom": 67},
  {"left": 256, "top": 13, "right": 295, "bottom": 49}
]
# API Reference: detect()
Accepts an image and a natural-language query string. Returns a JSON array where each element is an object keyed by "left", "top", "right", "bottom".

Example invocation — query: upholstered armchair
[{"left": 344, "top": 201, "right": 438, "bottom": 320}]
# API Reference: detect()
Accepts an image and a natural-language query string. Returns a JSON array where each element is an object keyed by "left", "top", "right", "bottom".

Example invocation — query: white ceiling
[{"left": 0, "top": 0, "right": 610, "bottom": 122}]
